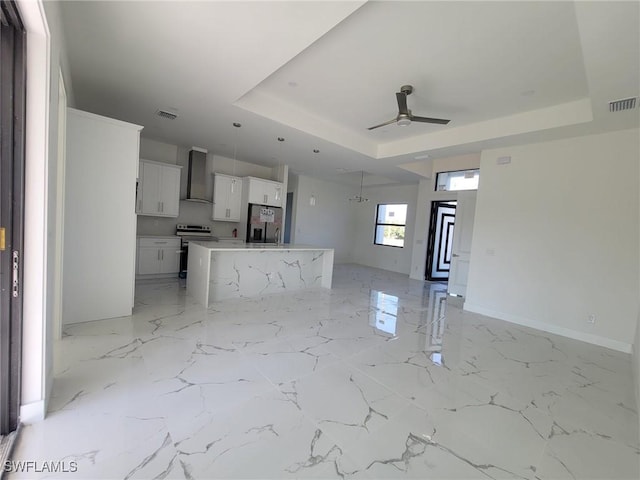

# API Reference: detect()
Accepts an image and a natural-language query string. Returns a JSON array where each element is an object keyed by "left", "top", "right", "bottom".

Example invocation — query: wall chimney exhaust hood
[{"left": 186, "top": 147, "right": 210, "bottom": 203}]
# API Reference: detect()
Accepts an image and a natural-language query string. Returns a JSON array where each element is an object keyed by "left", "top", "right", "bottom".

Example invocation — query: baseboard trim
[
  {"left": 463, "top": 303, "right": 633, "bottom": 354},
  {"left": 19, "top": 400, "right": 46, "bottom": 424}
]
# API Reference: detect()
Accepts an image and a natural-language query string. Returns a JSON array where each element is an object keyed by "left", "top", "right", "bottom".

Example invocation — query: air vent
[
  {"left": 156, "top": 109, "right": 178, "bottom": 120},
  {"left": 609, "top": 97, "right": 637, "bottom": 112}
]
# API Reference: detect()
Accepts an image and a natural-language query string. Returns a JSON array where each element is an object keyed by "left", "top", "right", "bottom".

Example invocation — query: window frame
[
  {"left": 434, "top": 168, "right": 480, "bottom": 192},
  {"left": 373, "top": 203, "right": 408, "bottom": 249}
]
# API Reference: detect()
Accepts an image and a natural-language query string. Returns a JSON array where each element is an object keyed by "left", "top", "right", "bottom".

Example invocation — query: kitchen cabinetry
[
  {"left": 137, "top": 237, "right": 181, "bottom": 275},
  {"left": 213, "top": 173, "right": 243, "bottom": 221},
  {"left": 137, "top": 159, "right": 181, "bottom": 217},
  {"left": 64, "top": 108, "right": 143, "bottom": 324},
  {"left": 244, "top": 176, "right": 283, "bottom": 207}
]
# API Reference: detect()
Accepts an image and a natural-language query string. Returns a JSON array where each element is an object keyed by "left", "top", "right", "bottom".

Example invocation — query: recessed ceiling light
[{"left": 414, "top": 153, "right": 430, "bottom": 160}]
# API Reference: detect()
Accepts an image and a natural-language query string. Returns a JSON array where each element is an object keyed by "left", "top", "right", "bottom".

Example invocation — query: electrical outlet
[{"left": 588, "top": 314, "right": 596, "bottom": 324}]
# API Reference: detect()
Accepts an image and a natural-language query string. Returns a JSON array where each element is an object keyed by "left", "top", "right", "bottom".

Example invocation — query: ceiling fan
[{"left": 367, "top": 85, "right": 450, "bottom": 130}]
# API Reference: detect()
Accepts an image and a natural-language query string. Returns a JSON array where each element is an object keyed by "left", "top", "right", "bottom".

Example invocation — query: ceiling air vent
[
  {"left": 608, "top": 97, "right": 637, "bottom": 112},
  {"left": 156, "top": 109, "right": 178, "bottom": 120}
]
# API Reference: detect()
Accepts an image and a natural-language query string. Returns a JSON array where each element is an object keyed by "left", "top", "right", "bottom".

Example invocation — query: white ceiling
[{"left": 59, "top": 1, "right": 639, "bottom": 186}]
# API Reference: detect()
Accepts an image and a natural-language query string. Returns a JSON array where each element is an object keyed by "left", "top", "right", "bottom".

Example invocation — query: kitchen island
[{"left": 186, "top": 242, "right": 334, "bottom": 306}]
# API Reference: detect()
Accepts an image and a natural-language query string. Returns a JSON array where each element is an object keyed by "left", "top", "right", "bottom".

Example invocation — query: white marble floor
[{"left": 10, "top": 264, "right": 639, "bottom": 479}]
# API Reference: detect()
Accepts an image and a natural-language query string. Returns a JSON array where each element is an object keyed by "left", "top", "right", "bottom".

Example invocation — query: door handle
[
  {"left": 12, "top": 250, "right": 19, "bottom": 297},
  {"left": 452, "top": 254, "right": 460, "bottom": 257}
]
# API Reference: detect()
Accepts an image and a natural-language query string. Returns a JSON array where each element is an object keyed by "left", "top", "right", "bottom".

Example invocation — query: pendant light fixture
[
  {"left": 349, "top": 170, "right": 369, "bottom": 203},
  {"left": 276, "top": 136, "right": 285, "bottom": 203},
  {"left": 310, "top": 149, "right": 320, "bottom": 206},
  {"left": 277, "top": 136, "right": 285, "bottom": 171},
  {"left": 232, "top": 122, "right": 241, "bottom": 177}
]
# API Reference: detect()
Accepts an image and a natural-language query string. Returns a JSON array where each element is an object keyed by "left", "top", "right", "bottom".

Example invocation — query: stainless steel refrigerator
[{"left": 246, "top": 204, "right": 283, "bottom": 243}]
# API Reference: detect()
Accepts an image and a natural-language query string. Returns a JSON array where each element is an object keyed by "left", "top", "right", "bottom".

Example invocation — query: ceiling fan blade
[
  {"left": 367, "top": 118, "right": 398, "bottom": 130},
  {"left": 396, "top": 92, "right": 409, "bottom": 115},
  {"left": 410, "top": 115, "right": 450, "bottom": 125}
]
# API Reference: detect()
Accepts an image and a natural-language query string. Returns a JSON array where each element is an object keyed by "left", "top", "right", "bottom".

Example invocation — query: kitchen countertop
[
  {"left": 136, "top": 235, "right": 180, "bottom": 239},
  {"left": 191, "top": 241, "right": 333, "bottom": 252}
]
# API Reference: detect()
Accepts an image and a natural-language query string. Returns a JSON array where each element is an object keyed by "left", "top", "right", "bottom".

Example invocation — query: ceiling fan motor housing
[
  {"left": 400, "top": 85, "right": 413, "bottom": 95},
  {"left": 397, "top": 112, "right": 412, "bottom": 126}
]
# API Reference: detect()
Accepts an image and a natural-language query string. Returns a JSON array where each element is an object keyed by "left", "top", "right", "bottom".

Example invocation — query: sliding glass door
[{"left": 0, "top": 0, "right": 26, "bottom": 435}]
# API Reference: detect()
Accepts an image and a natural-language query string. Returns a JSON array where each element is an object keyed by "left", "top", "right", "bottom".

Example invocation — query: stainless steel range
[{"left": 176, "top": 224, "right": 215, "bottom": 277}]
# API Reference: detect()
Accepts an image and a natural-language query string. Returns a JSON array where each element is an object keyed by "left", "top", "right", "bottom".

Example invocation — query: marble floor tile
[
  {"left": 279, "top": 361, "right": 412, "bottom": 452},
  {"left": 9, "top": 264, "right": 639, "bottom": 479}
]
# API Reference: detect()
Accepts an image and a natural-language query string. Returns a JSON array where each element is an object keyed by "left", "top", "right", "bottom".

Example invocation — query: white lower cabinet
[{"left": 137, "top": 237, "right": 181, "bottom": 275}]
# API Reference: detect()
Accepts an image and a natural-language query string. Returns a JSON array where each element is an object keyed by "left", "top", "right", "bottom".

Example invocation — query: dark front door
[
  {"left": 0, "top": 0, "right": 26, "bottom": 435},
  {"left": 425, "top": 201, "right": 456, "bottom": 281}
]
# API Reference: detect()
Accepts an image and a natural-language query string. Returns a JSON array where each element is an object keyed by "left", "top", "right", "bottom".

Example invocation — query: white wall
[
  {"left": 635, "top": 308, "right": 640, "bottom": 441},
  {"left": 635, "top": 147, "right": 640, "bottom": 436},
  {"left": 409, "top": 153, "right": 481, "bottom": 280},
  {"left": 291, "top": 175, "right": 356, "bottom": 263},
  {"left": 466, "top": 129, "right": 639, "bottom": 352},
  {"left": 140, "top": 137, "right": 178, "bottom": 165},
  {"left": 351, "top": 184, "right": 419, "bottom": 274}
]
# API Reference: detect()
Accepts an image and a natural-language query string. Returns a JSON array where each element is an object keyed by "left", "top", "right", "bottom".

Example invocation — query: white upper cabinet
[
  {"left": 213, "top": 173, "right": 243, "bottom": 222},
  {"left": 137, "top": 159, "right": 181, "bottom": 217},
  {"left": 244, "top": 176, "right": 283, "bottom": 207}
]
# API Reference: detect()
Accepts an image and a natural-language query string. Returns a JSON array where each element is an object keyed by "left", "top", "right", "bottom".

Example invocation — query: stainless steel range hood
[{"left": 186, "top": 147, "right": 210, "bottom": 203}]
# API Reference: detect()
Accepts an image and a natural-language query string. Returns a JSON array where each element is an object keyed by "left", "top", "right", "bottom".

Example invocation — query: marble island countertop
[
  {"left": 187, "top": 241, "right": 334, "bottom": 305},
  {"left": 191, "top": 241, "right": 333, "bottom": 252}
]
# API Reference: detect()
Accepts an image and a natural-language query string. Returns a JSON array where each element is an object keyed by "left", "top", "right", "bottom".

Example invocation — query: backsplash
[{"left": 136, "top": 200, "right": 239, "bottom": 237}]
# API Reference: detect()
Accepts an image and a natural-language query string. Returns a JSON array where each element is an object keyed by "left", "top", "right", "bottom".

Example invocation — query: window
[
  {"left": 374, "top": 204, "right": 407, "bottom": 248},
  {"left": 435, "top": 169, "right": 479, "bottom": 191}
]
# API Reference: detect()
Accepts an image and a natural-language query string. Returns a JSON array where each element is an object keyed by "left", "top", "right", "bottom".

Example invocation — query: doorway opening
[
  {"left": 425, "top": 200, "right": 456, "bottom": 281},
  {"left": 284, "top": 191, "right": 293, "bottom": 244}
]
